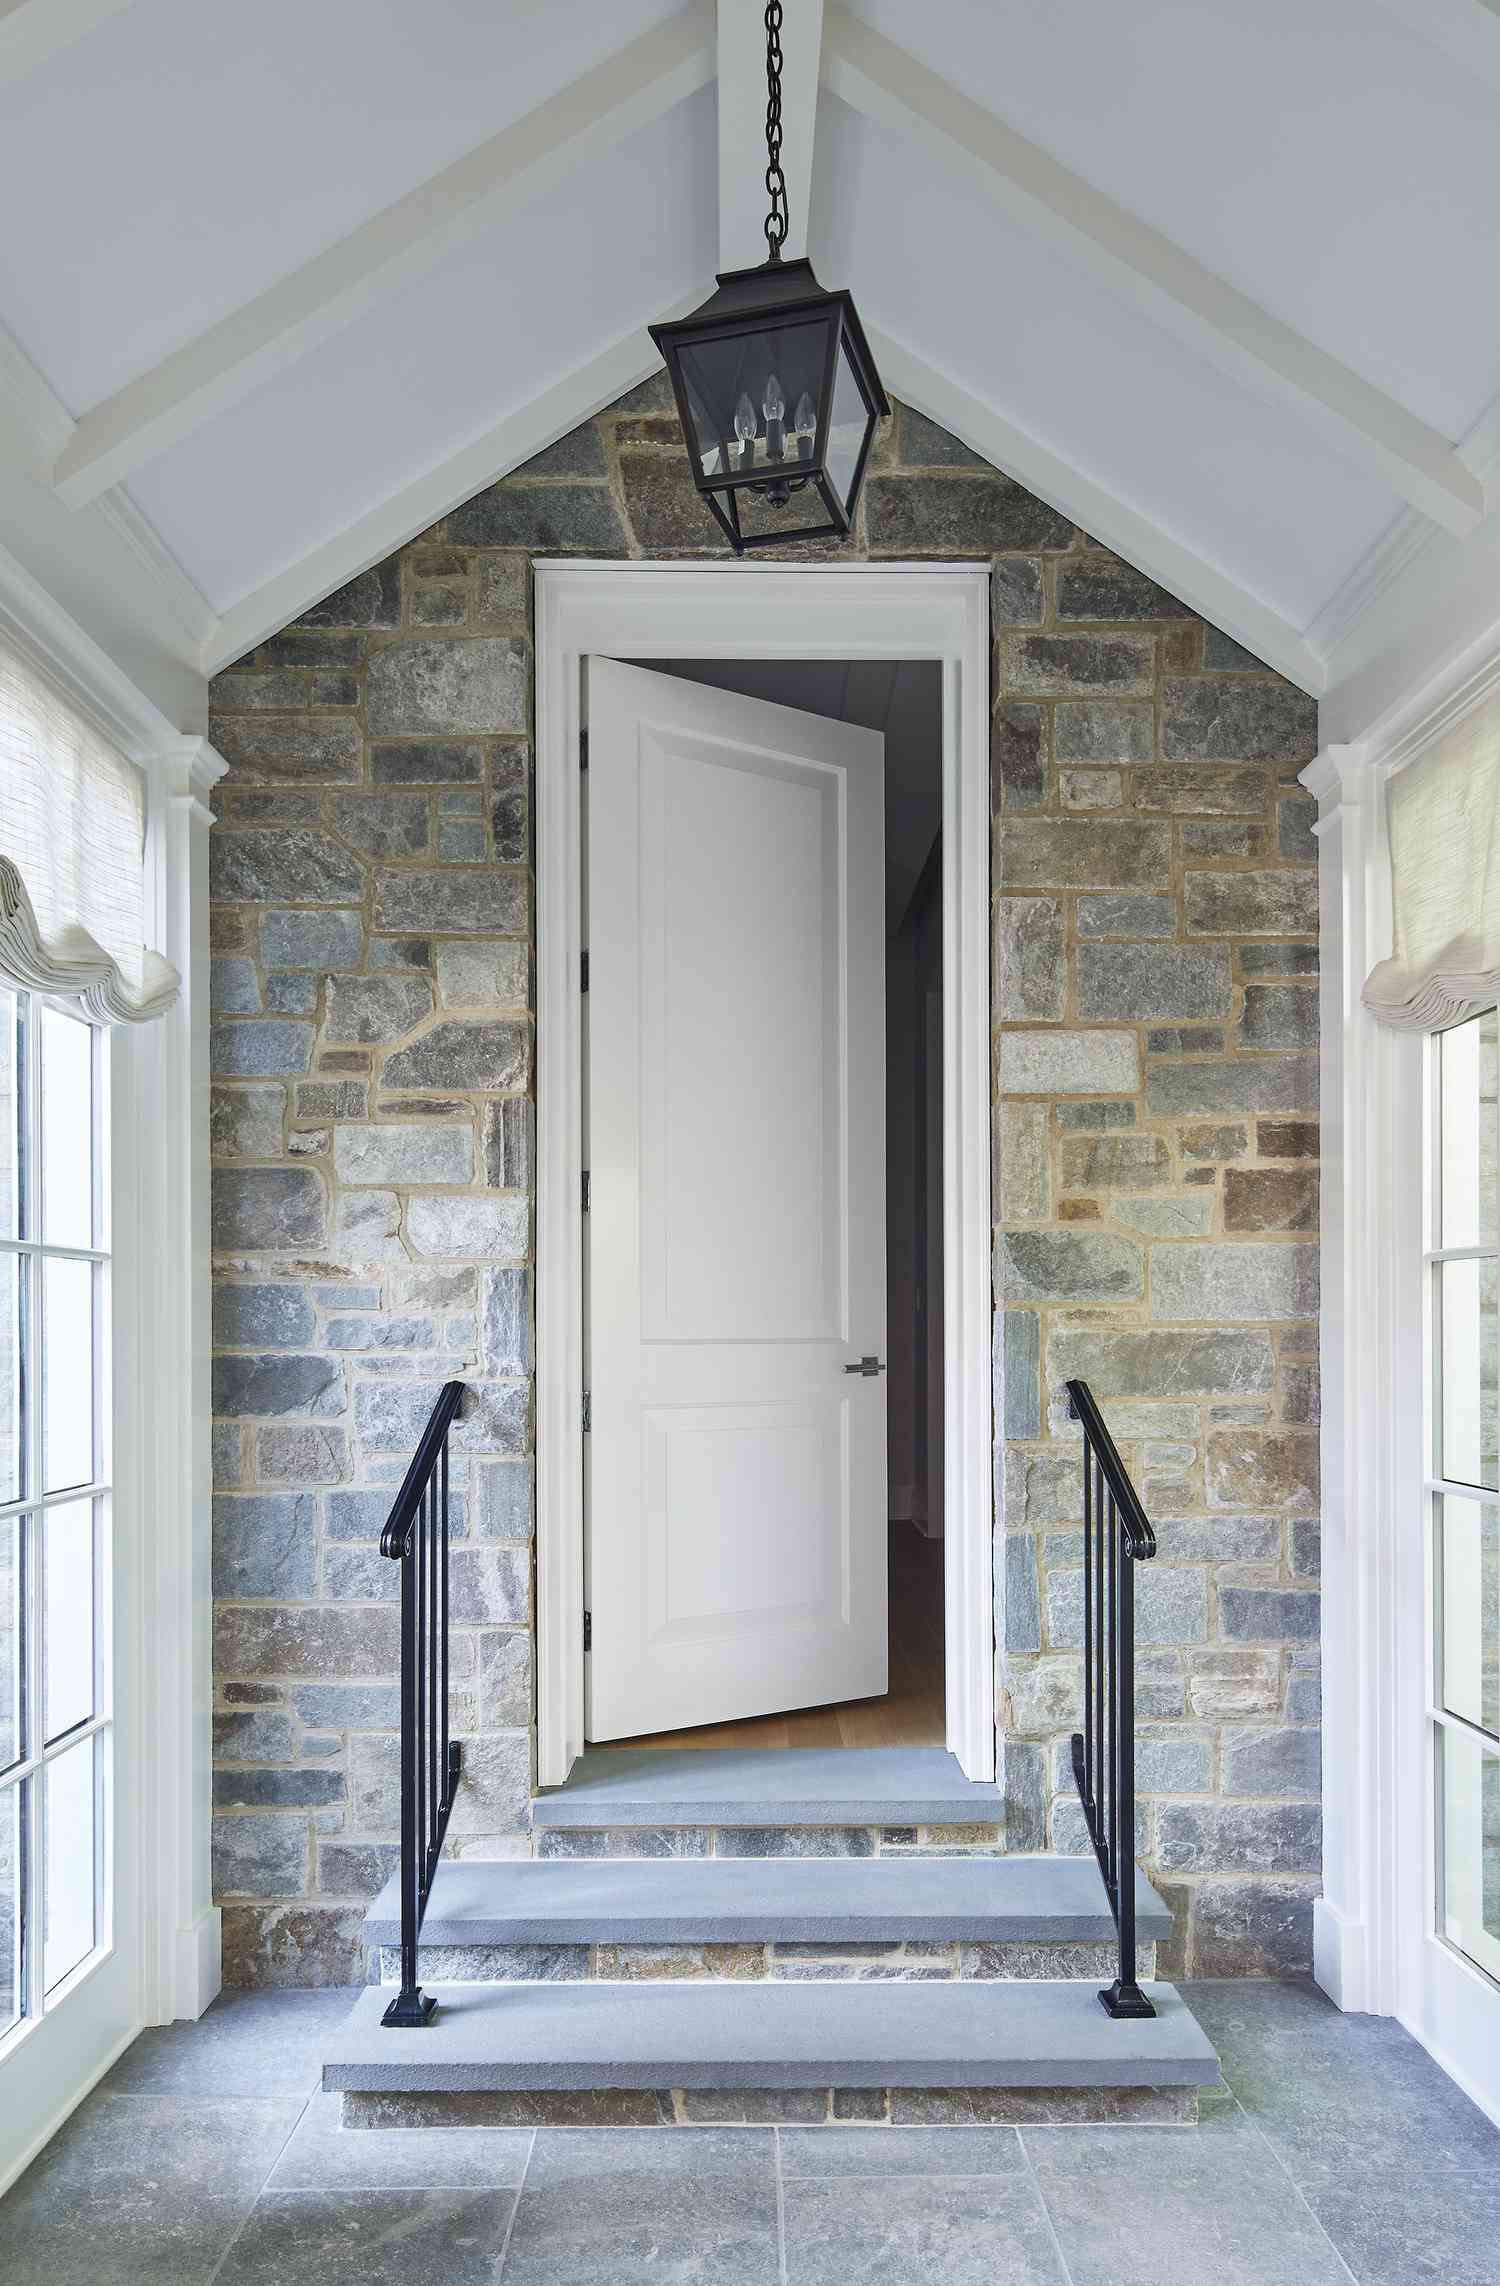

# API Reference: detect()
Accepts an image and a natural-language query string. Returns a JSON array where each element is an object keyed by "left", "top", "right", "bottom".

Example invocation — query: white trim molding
[
  {"left": 533, "top": 561, "right": 995, "bottom": 1785},
  {"left": 135, "top": 735, "right": 227, "bottom": 2026}
]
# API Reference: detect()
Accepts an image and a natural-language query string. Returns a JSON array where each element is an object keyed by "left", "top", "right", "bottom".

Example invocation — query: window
[
  {"left": 1, "top": 986, "right": 110, "bottom": 2040},
  {"left": 1427, "top": 1008, "right": 1500, "bottom": 1985}
]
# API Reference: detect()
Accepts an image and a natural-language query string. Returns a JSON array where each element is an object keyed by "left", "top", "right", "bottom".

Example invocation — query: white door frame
[{"left": 534, "top": 561, "right": 993, "bottom": 1785}]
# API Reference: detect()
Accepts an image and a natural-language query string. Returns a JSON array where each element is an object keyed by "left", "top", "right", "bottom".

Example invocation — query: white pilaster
[{"left": 134, "top": 735, "right": 227, "bottom": 2022}]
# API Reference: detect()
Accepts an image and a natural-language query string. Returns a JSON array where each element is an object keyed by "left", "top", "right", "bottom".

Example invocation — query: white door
[{"left": 585, "top": 659, "right": 888, "bottom": 1741}]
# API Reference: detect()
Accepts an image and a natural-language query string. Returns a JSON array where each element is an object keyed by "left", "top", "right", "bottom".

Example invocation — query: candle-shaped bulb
[
  {"left": 763, "top": 373, "right": 785, "bottom": 423},
  {"left": 793, "top": 390, "right": 816, "bottom": 463},
  {"left": 734, "top": 392, "right": 758, "bottom": 443}
]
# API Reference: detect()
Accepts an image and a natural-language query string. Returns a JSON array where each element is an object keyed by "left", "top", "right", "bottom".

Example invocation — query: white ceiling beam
[
  {"left": 53, "top": 3, "right": 714, "bottom": 511},
  {"left": 1370, "top": 0, "right": 1500, "bottom": 98},
  {"left": 203, "top": 315, "right": 694, "bottom": 676},
  {"left": 823, "top": 6, "right": 1484, "bottom": 539},
  {"left": 0, "top": 0, "right": 132, "bottom": 90},
  {"left": 868, "top": 326, "right": 1325, "bottom": 696},
  {"left": 717, "top": 0, "right": 823, "bottom": 268}
]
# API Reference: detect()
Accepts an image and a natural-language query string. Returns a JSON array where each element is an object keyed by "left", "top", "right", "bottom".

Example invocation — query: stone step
[
  {"left": 322, "top": 1978, "right": 1219, "bottom": 2102},
  {"left": 530, "top": 1746, "right": 1006, "bottom": 1836},
  {"left": 364, "top": 1852, "right": 1173, "bottom": 1950}
]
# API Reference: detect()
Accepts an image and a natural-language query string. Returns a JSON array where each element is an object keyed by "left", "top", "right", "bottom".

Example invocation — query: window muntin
[
  {"left": 1429, "top": 1009, "right": 1500, "bottom": 1985},
  {"left": 0, "top": 986, "right": 110, "bottom": 2046}
]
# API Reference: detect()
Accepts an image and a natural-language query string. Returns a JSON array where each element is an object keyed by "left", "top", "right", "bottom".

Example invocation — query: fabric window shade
[
  {"left": 0, "top": 636, "right": 177, "bottom": 1023},
  {"left": 1363, "top": 697, "right": 1500, "bottom": 1031}
]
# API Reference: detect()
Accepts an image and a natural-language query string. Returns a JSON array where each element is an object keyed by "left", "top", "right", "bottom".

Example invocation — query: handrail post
[
  {"left": 379, "top": 1379, "right": 466, "bottom": 2029},
  {"left": 1099, "top": 1517, "right": 1153, "bottom": 2020},
  {"left": 1064, "top": 1377, "right": 1156, "bottom": 2023},
  {"left": 381, "top": 1518, "right": 437, "bottom": 2028}
]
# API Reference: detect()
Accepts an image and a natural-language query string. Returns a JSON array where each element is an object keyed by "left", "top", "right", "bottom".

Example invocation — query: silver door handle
[{"left": 844, "top": 1355, "right": 886, "bottom": 1376}]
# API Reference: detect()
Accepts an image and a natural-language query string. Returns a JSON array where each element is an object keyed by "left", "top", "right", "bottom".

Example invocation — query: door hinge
[
  {"left": 582, "top": 1389, "right": 591, "bottom": 1432},
  {"left": 580, "top": 729, "right": 589, "bottom": 772},
  {"left": 582, "top": 1169, "right": 590, "bottom": 1213},
  {"left": 581, "top": 949, "right": 590, "bottom": 993},
  {"left": 583, "top": 1608, "right": 592, "bottom": 1651}
]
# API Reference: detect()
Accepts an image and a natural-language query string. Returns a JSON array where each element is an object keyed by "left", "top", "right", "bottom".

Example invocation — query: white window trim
[
  {"left": 1307, "top": 651, "right": 1500, "bottom": 2129},
  {"left": 533, "top": 560, "right": 994, "bottom": 1786},
  {"left": 0, "top": 543, "right": 224, "bottom": 2195}
]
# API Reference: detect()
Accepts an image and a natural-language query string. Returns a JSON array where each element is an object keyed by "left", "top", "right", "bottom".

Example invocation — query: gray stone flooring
[{"left": 0, "top": 1977, "right": 1496, "bottom": 2283}]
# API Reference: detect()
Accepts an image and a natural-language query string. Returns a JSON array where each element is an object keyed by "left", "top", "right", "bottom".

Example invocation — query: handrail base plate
[
  {"left": 382, "top": 1988, "right": 439, "bottom": 2029},
  {"left": 1099, "top": 1980, "right": 1156, "bottom": 2021}
]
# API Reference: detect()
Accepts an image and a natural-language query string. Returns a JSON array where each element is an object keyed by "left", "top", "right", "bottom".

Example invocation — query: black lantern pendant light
[{"left": 649, "top": 1, "right": 889, "bottom": 552}]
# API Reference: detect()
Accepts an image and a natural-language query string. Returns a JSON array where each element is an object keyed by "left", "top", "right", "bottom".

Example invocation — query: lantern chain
[{"left": 764, "top": 0, "right": 788, "bottom": 262}]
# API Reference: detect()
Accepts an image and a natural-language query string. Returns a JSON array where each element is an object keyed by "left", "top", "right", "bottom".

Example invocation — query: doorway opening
[
  {"left": 580, "top": 653, "right": 942, "bottom": 1755},
  {"left": 597, "top": 658, "right": 945, "bottom": 1753},
  {"left": 532, "top": 562, "right": 992, "bottom": 1786}
]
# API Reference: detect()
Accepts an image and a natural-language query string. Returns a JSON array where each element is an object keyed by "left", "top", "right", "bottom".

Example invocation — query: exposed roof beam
[
  {"left": 868, "top": 326, "right": 1325, "bottom": 696},
  {"left": 203, "top": 316, "right": 694, "bottom": 675},
  {"left": 1370, "top": 0, "right": 1500, "bottom": 97},
  {"left": 0, "top": 0, "right": 132, "bottom": 89},
  {"left": 54, "top": 3, "right": 714, "bottom": 510},
  {"left": 823, "top": 6, "right": 1484, "bottom": 538},
  {"left": 718, "top": 0, "right": 823, "bottom": 268}
]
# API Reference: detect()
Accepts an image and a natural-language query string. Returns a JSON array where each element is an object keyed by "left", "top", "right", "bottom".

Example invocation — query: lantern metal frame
[{"left": 649, "top": 257, "right": 889, "bottom": 553}]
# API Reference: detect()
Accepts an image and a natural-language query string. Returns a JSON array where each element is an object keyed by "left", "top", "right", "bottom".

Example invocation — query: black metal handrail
[
  {"left": 379, "top": 1379, "right": 466, "bottom": 2028},
  {"left": 1065, "top": 1377, "right": 1157, "bottom": 2021}
]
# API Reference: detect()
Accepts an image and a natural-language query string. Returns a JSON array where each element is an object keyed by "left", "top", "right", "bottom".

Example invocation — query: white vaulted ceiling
[{"left": 3, "top": 0, "right": 1500, "bottom": 740}]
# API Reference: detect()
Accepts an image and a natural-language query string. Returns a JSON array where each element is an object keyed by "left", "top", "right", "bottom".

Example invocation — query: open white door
[{"left": 585, "top": 659, "right": 887, "bottom": 1741}]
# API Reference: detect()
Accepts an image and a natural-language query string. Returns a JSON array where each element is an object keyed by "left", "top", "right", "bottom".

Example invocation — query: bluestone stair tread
[
  {"left": 322, "top": 1978, "right": 1218, "bottom": 2091},
  {"left": 363, "top": 1853, "right": 1174, "bottom": 1946},
  {"left": 532, "top": 1745, "right": 1006, "bottom": 1827}
]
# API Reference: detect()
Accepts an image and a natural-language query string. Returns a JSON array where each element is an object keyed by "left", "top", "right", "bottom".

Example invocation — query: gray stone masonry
[{"left": 209, "top": 387, "right": 1320, "bottom": 1985}]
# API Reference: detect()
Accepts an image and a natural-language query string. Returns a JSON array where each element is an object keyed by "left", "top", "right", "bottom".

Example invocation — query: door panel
[{"left": 587, "top": 659, "right": 887, "bottom": 1741}]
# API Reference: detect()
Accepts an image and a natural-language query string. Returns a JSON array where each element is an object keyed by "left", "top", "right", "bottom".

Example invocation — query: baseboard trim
[
  {"left": 1313, "top": 1896, "right": 1367, "bottom": 2013},
  {"left": 171, "top": 1907, "right": 223, "bottom": 2024}
]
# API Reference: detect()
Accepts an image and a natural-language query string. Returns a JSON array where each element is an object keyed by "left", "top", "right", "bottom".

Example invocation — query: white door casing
[
  {"left": 534, "top": 562, "right": 993, "bottom": 1785},
  {"left": 584, "top": 660, "right": 888, "bottom": 1739}
]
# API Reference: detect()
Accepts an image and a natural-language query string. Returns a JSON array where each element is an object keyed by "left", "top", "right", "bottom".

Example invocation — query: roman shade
[
  {"left": 1363, "top": 696, "right": 1500, "bottom": 1031},
  {"left": 0, "top": 635, "right": 177, "bottom": 1023}
]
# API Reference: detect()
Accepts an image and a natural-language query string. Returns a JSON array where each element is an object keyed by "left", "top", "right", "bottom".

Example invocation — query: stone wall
[{"left": 207, "top": 388, "right": 1321, "bottom": 1984}]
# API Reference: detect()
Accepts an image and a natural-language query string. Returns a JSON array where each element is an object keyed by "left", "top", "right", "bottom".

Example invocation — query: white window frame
[
  {"left": 1421, "top": 1019, "right": 1500, "bottom": 1993},
  {"left": 1309, "top": 656, "right": 1500, "bottom": 2130},
  {"left": 1, "top": 996, "right": 115, "bottom": 2049},
  {"left": 532, "top": 561, "right": 994, "bottom": 1786},
  {"left": 0, "top": 573, "right": 225, "bottom": 2197}
]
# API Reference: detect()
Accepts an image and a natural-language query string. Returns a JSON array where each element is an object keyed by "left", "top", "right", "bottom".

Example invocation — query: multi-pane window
[
  {"left": 1, "top": 987, "right": 110, "bottom": 2041},
  {"left": 1428, "top": 1008, "right": 1500, "bottom": 1985}
]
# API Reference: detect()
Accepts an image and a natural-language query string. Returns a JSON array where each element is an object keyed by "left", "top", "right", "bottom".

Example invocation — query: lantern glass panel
[
  {"left": 677, "top": 315, "right": 834, "bottom": 486},
  {"left": 824, "top": 333, "right": 873, "bottom": 515}
]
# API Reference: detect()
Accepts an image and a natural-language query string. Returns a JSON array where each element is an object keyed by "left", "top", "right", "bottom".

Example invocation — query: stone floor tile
[
  {"left": 1227, "top": 2031, "right": 1500, "bottom": 2184},
  {"left": 778, "top": 2123, "right": 1025, "bottom": 2176},
  {"left": 215, "top": 2189, "right": 514, "bottom": 2285},
  {"left": 16, "top": 2090, "right": 303, "bottom": 2195},
  {"left": 524, "top": 2124, "right": 776, "bottom": 2187},
  {"left": 1181, "top": 1975, "right": 1350, "bottom": 2040},
  {"left": 100, "top": 1986, "right": 359, "bottom": 2096},
  {"left": 782, "top": 2173, "right": 1068, "bottom": 2285},
  {"left": 268, "top": 2091, "right": 532, "bottom": 2190},
  {"left": 1021, "top": 2113, "right": 1351, "bottom": 2284},
  {"left": 505, "top": 2126, "right": 778, "bottom": 2282},
  {"left": 1301, "top": 2164, "right": 1500, "bottom": 2286},
  {"left": 0, "top": 2176, "right": 251, "bottom": 2286}
]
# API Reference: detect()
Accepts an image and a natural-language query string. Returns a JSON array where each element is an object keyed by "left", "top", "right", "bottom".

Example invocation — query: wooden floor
[{"left": 602, "top": 1520, "right": 945, "bottom": 1753}]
